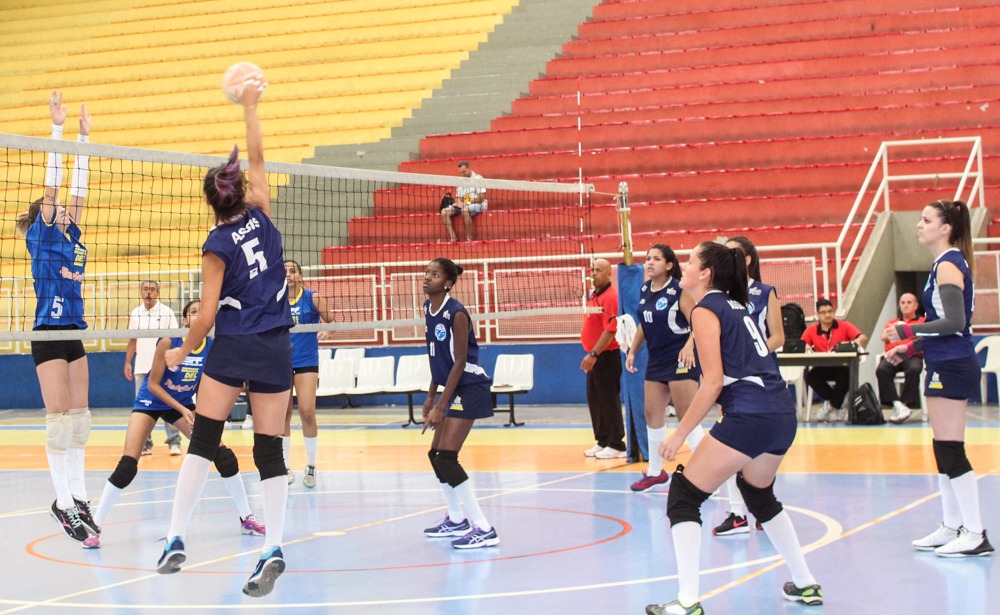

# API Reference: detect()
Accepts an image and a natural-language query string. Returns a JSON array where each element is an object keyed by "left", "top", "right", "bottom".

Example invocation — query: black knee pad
[
  {"left": 214, "top": 445, "right": 240, "bottom": 478},
  {"left": 666, "top": 468, "right": 711, "bottom": 527},
  {"left": 933, "top": 440, "right": 974, "bottom": 478},
  {"left": 108, "top": 455, "right": 138, "bottom": 489},
  {"left": 253, "top": 433, "right": 286, "bottom": 481},
  {"left": 736, "top": 472, "right": 783, "bottom": 524},
  {"left": 428, "top": 448, "right": 445, "bottom": 483},
  {"left": 188, "top": 414, "right": 226, "bottom": 460},
  {"left": 434, "top": 449, "right": 469, "bottom": 488}
]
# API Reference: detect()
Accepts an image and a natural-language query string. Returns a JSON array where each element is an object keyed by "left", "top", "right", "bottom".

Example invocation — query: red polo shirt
[
  {"left": 582, "top": 283, "right": 619, "bottom": 353},
  {"left": 801, "top": 319, "right": 862, "bottom": 352}
]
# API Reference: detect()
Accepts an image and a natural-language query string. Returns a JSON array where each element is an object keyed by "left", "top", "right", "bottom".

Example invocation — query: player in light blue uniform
[
  {"left": 84, "top": 300, "right": 265, "bottom": 549},
  {"left": 15, "top": 93, "right": 95, "bottom": 542},
  {"left": 420, "top": 258, "right": 499, "bottom": 549},
  {"left": 712, "top": 236, "right": 787, "bottom": 536},
  {"left": 282, "top": 259, "right": 332, "bottom": 488},
  {"left": 157, "top": 72, "right": 294, "bottom": 597},
  {"left": 647, "top": 242, "right": 821, "bottom": 615},
  {"left": 886, "top": 200, "right": 993, "bottom": 558},
  {"left": 625, "top": 245, "right": 701, "bottom": 493}
]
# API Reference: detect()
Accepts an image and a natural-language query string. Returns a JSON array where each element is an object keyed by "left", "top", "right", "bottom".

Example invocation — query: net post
[{"left": 617, "top": 181, "right": 633, "bottom": 266}]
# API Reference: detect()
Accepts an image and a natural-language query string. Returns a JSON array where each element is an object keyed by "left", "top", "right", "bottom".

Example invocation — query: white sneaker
[
  {"left": 934, "top": 528, "right": 995, "bottom": 557},
  {"left": 815, "top": 401, "right": 833, "bottom": 422},
  {"left": 891, "top": 401, "right": 912, "bottom": 424},
  {"left": 913, "top": 523, "right": 961, "bottom": 551},
  {"left": 666, "top": 404, "right": 677, "bottom": 417},
  {"left": 583, "top": 444, "right": 603, "bottom": 457},
  {"left": 286, "top": 469, "right": 295, "bottom": 485},
  {"left": 169, "top": 442, "right": 182, "bottom": 456},
  {"left": 595, "top": 446, "right": 627, "bottom": 459},
  {"left": 835, "top": 407, "right": 848, "bottom": 423},
  {"left": 242, "top": 416, "right": 254, "bottom": 431}
]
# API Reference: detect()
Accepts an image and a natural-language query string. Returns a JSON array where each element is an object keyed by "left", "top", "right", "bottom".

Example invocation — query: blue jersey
[
  {"left": 202, "top": 208, "right": 293, "bottom": 336},
  {"left": 134, "top": 337, "right": 212, "bottom": 411},
  {"left": 290, "top": 287, "right": 320, "bottom": 368},
  {"left": 26, "top": 213, "right": 87, "bottom": 329},
  {"left": 638, "top": 277, "right": 692, "bottom": 372},
  {"left": 747, "top": 280, "right": 776, "bottom": 338},
  {"left": 424, "top": 296, "right": 491, "bottom": 388},
  {"left": 694, "top": 291, "right": 794, "bottom": 415},
  {"left": 921, "top": 248, "right": 975, "bottom": 361}
]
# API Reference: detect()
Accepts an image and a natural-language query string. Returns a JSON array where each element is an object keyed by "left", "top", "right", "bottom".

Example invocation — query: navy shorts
[
  {"left": 709, "top": 411, "right": 797, "bottom": 458},
  {"left": 646, "top": 360, "right": 700, "bottom": 384},
  {"left": 924, "top": 357, "right": 981, "bottom": 401},
  {"left": 444, "top": 381, "right": 494, "bottom": 421},
  {"left": 132, "top": 404, "right": 192, "bottom": 426},
  {"left": 203, "top": 328, "right": 292, "bottom": 394},
  {"left": 31, "top": 325, "right": 86, "bottom": 366}
]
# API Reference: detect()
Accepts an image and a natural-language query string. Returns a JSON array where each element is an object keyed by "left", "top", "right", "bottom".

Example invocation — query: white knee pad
[
  {"left": 69, "top": 407, "right": 91, "bottom": 449},
  {"left": 45, "top": 412, "right": 73, "bottom": 455}
]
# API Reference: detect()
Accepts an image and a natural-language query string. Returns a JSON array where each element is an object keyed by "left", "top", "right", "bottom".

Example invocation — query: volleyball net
[{"left": 0, "top": 133, "right": 597, "bottom": 352}]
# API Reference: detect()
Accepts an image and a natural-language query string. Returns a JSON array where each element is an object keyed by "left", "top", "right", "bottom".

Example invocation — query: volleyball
[{"left": 222, "top": 62, "right": 263, "bottom": 104}]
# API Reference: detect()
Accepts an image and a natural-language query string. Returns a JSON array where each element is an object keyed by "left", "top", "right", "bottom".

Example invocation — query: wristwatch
[{"left": 588, "top": 350, "right": 598, "bottom": 358}]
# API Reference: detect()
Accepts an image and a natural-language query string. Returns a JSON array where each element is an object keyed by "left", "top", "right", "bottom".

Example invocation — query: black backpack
[
  {"left": 780, "top": 303, "right": 807, "bottom": 353},
  {"left": 851, "top": 383, "right": 886, "bottom": 425}
]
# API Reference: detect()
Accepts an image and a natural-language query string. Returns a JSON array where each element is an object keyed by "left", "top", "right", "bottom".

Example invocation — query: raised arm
[
  {"left": 66, "top": 103, "right": 90, "bottom": 226},
  {"left": 238, "top": 73, "right": 270, "bottom": 216},
  {"left": 41, "top": 91, "right": 66, "bottom": 223}
]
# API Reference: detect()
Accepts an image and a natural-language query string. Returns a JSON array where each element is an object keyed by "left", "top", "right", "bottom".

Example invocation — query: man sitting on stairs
[{"left": 441, "top": 161, "right": 488, "bottom": 242}]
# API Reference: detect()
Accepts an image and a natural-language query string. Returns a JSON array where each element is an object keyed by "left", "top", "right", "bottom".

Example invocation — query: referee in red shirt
[{"left": 580, "top": 259, "right": 626, "bottom": 459}]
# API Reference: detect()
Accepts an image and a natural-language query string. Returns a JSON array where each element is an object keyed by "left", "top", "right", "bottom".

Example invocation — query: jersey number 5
[{"left": 241, "top": 238, "right": 268, "bottom": 279}]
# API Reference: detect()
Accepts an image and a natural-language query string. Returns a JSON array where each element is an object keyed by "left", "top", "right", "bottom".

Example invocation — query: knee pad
[
  {"left": 214, "top": 446, "right": 240, "bottom": 478},
  {"left": 188, "top": 414, "right": 226, "bottom": 460},
  {"left": 68, "top": 407, "right": 91, "bottom": 448},
  {"left": 433, "top": 450, "right": 469, "bottom": 488},
  {"left": 428, "top": 448, "right": 445, "bottom": 483},
  {"left": 933, "top": 440, "right": 973, "bottom": 478},
  {"left": 45, "top": 412, "right": 73, "bottom": 455},
  {"left": 666, "top": 468, "right": 711, "bottom": 527},
  {"left": 253, "top": 433, "right": 286, "bottom": 481},
  {"left": 108, "top": 455, "right": 139, "bottom": 489},
  {"left": 736, "top": 472, "right": 783, "bottom": 524}
]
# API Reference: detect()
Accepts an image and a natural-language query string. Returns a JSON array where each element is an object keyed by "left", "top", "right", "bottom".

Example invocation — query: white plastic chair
[
  {"left": 318, "top": 347, "right": 333, "bottom": 364},
  {"left": 779, "top": 365, "right": 809, "bottom": 421},
  {"left": 334, "top": 347, "right": 366, "bottom": 383},
  {"left": 350, "top": 356, "right": 395, "bottom": 395},
  {"left": 490, "top": 354, "right": 534, "bottom": 426},
  {"left": 974, "top": 336, "right": 1000, "bottom": 405},
  {"left": 390, "top": 355, "right": 432, "bottom": 427},
  {"left": 316, "top": 358, "right": 357, "bottom": 397}
]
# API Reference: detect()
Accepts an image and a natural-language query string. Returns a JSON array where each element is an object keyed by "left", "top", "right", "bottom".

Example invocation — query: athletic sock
[
  {"left": 725, "top": 475, "right": 746, "bottom": 517},
  {"left": 47, "top": 452, "right": 74, "bottom": 510},
  {"left": 303, "top": 436, "right": 318, "bottom": 468},
  {"left": 646, "top": 426, "right": 666, "bottom": 475},
  {"left": 281, "top": 436, "right": 291, "bottom": 470},
  {"left": 938, "top": 474, "right": 962, "bottom": 530},
  {"left": 440, "top": 483, "right": 465, "bottom": 522},
  {"left": 166, "top": 454, "right": 212, "bottom": 540},
  {"left": 66, "top": 447, "right": 88, "bottom": 501},
  {"left": 222, "top": 473, "right": 253, "bottom": 520},
  {"left": 950, "top": 471, "right": 984, "bottom": 533},
  {"left": 454, "top": 480, "right": 490, "bottom": 531},
  {"left": 93, "top": 481, "right": 122, "bottom": 527},
  {"left": 685, "top": 424, "right": 705, "bottom": 451},
  {"left": 759, "top": 510, "right": 815, "bottom": 588},
  {"left": 260, "top": 475, "right": 288, "bottom": 551},
  {"left": 671, "top": 521, "right": 702, "bottom": 607}
]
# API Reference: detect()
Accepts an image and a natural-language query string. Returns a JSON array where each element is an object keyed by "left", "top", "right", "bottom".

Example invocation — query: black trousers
[
  {"left": 875, "top": 355, "right": 923, "bottom": 408},
  {"left": 805, "top": 365, "right": 850, "bottom": 409},
  {"left": 586, "top": 350, "right": 624, "bottom": 451}
]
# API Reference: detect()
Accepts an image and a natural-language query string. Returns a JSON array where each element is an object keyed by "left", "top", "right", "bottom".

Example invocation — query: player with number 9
[{"left": 156, "top": 66, "right": 294, "bottom": 599}]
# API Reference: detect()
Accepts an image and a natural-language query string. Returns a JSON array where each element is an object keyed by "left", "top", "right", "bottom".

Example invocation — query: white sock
[
  {"left": 950, "top": 471, "right": 983, "bottom": 533},
  {"left": 303, "top": 436, "right": 318, "bottom": 468},
  {"left": 454, "top": 480, "right": 490, "bottom": 531},
  {"left": 66, "top": 447, "right": 88, "bottom": 501},
  {"left": 440, "top": 483, "right": 465, "bottom": 522},
  {"left": 760, "top": 510, "right": 815, "bottom": 588},
  {"left": 93, "top": 481, "right": 122, "bottom": 527},
  {"left": 938, "top": 474, "right": 962, "bottom": 529},
  {"left": 166, "top": 454, "right": 212, "bottom": 540},
  {"left": 686, "top": 424, "right": 705, "bottom": 451},
  {"left": 222, "top": 473, "right": 252, "bottom": 520},
  {"left": 646, "top": 426, "right": 666, "bottom": 475},
  {"left": 725, "top": 475, "right": 746, "bottom": 517},
  {"left": 281, "top": 436, "right": 291, "bottom": 469},
  {"left": 47, "top": 452, "right": 74, "bottom": 510},
  {"left": 670, "top": 521, "right": 702, "bottom": 607},
  {"left": 260, "top": 475, "right": 288, "bottom": 551}
]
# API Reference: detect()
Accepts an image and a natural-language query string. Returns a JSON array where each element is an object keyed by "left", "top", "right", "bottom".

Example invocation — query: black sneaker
[
  {"left": 713, "top": 512, "right": 750, "bottom": 536},
  {"left": 783, "top": 581, "right": 823, "bottom": 605},
  {"left": 755, "top": 519, "right": 764, "bottom": 531},
  {"left": 50, "top": 501, "right": 88, "bottom": 542},
  {"left": 73, "top": 498, "right": 100, "bottom": 535}
]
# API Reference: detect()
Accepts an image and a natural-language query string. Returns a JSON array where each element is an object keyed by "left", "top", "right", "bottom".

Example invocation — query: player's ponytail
[
  {"left": 726, "top": 236, "right": 761, "bottom": 281},
  {"left": 650, "top": 243, "right": 682, "bottom": 280},
  {"left": 203, "top": 146, "right": 246, "bottom": 222},
  {"left": 697, "top": 241, "right": 749, "bottom": 305},
  {"left": 15, "top": 197, "right": 44, "bottom": 236}
]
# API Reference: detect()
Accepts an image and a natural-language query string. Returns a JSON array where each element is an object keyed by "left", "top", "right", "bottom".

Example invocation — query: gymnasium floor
[{"left": 0, "top": 405, "right": 998, "bottom": 614}]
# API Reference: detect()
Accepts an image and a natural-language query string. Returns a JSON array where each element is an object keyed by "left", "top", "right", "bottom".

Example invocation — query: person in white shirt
[
  {"left": 440, "top": 161, "right": 488, "bottom": 242},
  {"left": 123, "top": 280, "right": 181, "bottom": 455}
]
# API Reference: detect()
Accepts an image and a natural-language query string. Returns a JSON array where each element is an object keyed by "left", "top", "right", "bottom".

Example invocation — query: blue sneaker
[
  {"left": 156, "top": 536, "right": 186, "bottom": 574},
  {"left": 243, "top": 546, "right": 285, "bottom": 597},
  {"left": 451, "top": 526, "right": 499, "bottom": 549},
  {"left": 424, "top": 516, "right": 471, "bottom": 537}
]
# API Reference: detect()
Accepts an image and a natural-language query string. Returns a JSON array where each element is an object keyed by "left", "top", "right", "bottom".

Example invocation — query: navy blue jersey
[
  {"left": 921, "top": 248, "right": 975, "bottom": 361},
  {"left": 26, "top": 213, "right": 87, "bottom": 329},
  {"left": 694, "top": 291, "right": 794, "bottom": 415},
  {"left": 638, "top": 277, "right": 691, "bottom": 369},
  {"left": 290, "top": 287, "right": 320, "bottom": 368},
  {"left": 747, "top": 279, "right": 776, "bottom": 338},
  {"left": 424, "top": 296, "right": 491, "bottom": 388},
  {"left": 202, "top": 208, "right": 293, "bottom": 335},
  {"left": 134, "top": 337, "right": 212, "bottom": 411}
]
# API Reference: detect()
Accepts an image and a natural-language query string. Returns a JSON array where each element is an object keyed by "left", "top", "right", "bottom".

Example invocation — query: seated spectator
[
  {"left": 802, "top": 299, "right": 869, "bottom": 422},
  {"left": 441, "top": 161, "right": 488, "bottom": 242},
  {"left": 876, "top": 293, "right": 925, "bottom": 424}
]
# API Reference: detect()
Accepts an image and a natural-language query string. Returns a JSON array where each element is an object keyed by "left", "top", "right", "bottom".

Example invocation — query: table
[{"left": 776, "top": 351, "right": 862, "bottom": 421}]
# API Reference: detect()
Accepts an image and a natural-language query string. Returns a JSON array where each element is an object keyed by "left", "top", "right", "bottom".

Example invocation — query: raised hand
[
  {"left": 78, "top": 103, "right": 90, "bottom": 136},
  {"left": 48, "top": 90, "right": 66, "bottom": 126}
]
